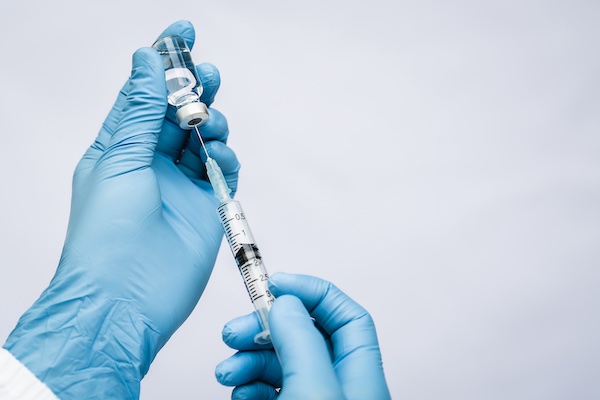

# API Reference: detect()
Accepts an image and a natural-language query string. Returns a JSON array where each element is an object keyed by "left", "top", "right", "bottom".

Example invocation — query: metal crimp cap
[{"left": 175, "top": 102, "right": 209, "bottom": 129}]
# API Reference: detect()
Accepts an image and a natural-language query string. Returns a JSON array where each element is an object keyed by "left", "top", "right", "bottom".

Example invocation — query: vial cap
[{"left": 175, "top": 102, "right": 209, "bottom": 129}]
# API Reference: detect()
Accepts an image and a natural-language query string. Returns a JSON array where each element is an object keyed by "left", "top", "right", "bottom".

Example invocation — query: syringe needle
[{"left": 194, "top": 124, "right": 211, "bottom": 160}]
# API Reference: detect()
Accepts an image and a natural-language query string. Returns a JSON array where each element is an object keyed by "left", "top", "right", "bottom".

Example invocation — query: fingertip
[
  {"left": 270, "top": 295, "right": 309, "bottom": 321},
  {"left": 156, "top": 20, "right": 196, "bottom": 49},
  {"left": 197, "top": 63, "right": 221, "bottom": 106},
  {"left": 221, "top": 323, "right": 234, "bottom": 344},
  {"left": 221, "top": 313, "right": 265, "bottom": 350},
  {"left": 204, "top": 141, "right": 240, "bottom": 195},
  {"left": 221, "top": 317, "right": 245, "bottom": 349},
  {"left": 214, "top": 361, "right": 232, "bottom": 386},
  {"left": 199, "top": 108, "right": 229, "bottom": 142},
  {"left": 204, "top": 142, "right": 239, "bottom": 173},
  {"left": 268, "top": 273, "right": 329, "bottom": 301},
  {"left": 268, "top": 273, "right": 334, "bottom": 307},
  {"left": 267, "top": 272, "right": 292, "bottom": 297},
  {"left": 132, "top": 47, "right": 164, "bottom": 79},
  {"left": 216, "top": 351, "right": 281, "bottom": 388},
  {"left": 231, "top": 386, "right": 251, "bottom": 400},
  {"left": 232, "top": 382, "right": 279, "bottom": 400}
]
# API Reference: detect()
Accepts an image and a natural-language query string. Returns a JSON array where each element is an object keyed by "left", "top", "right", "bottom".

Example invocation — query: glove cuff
[{"left": 3, "top": 281, "right": 162, "bottom": 399}]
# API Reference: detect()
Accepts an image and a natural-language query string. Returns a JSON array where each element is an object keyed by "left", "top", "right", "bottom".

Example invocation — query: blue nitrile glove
[
  {"left": 215, "top": 273, "right": 391, "bottom": 400},
  {"left": 3, "top": 20, "right": 239, "bottom": 399}
]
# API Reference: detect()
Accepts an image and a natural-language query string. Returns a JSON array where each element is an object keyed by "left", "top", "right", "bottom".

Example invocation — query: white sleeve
[{"left": 0, "top": 348, "right": 59, "bottom": 400}]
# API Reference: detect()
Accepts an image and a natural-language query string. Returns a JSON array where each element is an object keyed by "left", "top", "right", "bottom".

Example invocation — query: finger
[
  {"left": 268, "top": 273, "right": 391, "bottom": 399},
  {"left": 197, "top": 108, "right": 230, "bottom": 143},
  {"left": 156, "top": 93, "right": 225, "bottom": 166},
  {"left": 210, "top": 141, "right": 240, "bottom": 196},
  {"left": 155, "top": 19, "right": 196, "bottom": 50},
  {"left": 178, "top": 141, "right": 240, "bottom": 194},
  {"left": 98, "top": 47, "right": 166, "bottom": 174},
  {"left": 222, "top": 312, "right": 271, "bottom": 351},
  {"left": 270, "top": 295, "right": 344, "bottom": 398},
  {"left": 215, "top": 350, "right": 281, "bottom": 387},
  {"left": 231, "top": 382, "right": 279, "bottom": 400},
  {"left": 197, "top": 63, "right": 220, "bottom": 107},
  {"left": 181, "top": 107, "right": 230, "bottom": 165}
]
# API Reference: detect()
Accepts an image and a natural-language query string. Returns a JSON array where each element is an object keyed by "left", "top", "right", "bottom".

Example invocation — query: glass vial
[{"left": 152, "top": 35, "right": 209, "bottom": 129}]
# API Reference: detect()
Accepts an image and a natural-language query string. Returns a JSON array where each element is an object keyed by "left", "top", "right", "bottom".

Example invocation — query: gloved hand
[
  {"left": 3, "top": 20, "right": 238, "bottom": 399},
  {"left": 215, "top": 273, "right": 391, "bottom": 400}
]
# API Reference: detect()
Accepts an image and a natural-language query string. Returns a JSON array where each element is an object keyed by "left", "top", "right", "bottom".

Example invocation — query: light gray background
[{"left": 1, "top": 1, "right": 599, "bottom": 399}]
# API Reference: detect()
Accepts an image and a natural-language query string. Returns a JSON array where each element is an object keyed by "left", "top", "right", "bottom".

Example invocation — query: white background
[{"left": 1, "top": 1, "right": 599, "bottom": 399}]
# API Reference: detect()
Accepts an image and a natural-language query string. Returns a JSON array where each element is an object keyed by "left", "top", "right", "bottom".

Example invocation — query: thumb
[
  {"left": 102, "top": 47, "right": 167, "bottom": 174},
  {"left": 270, "top": 295, "right": 344, "bottom": 399}
]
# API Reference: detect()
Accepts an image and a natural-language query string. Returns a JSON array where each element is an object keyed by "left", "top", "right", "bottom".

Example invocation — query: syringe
[{"left": 194, "top": 125, "right": 274, "bottom": 345}]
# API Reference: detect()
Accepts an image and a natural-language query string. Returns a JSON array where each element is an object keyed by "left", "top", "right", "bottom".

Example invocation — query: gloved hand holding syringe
[{"left": 152, "top": 35, "right": 274, "bottom": 345}]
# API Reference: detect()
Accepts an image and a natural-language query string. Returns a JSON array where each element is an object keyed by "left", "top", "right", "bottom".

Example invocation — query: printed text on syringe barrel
[{"left": 217, "top": 201, "right": 275, "bottom": 308}]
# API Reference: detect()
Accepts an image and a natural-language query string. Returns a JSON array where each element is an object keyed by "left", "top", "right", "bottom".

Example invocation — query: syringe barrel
[{"left": 217, "top": 199, "right": 274, "bottom": 344}]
